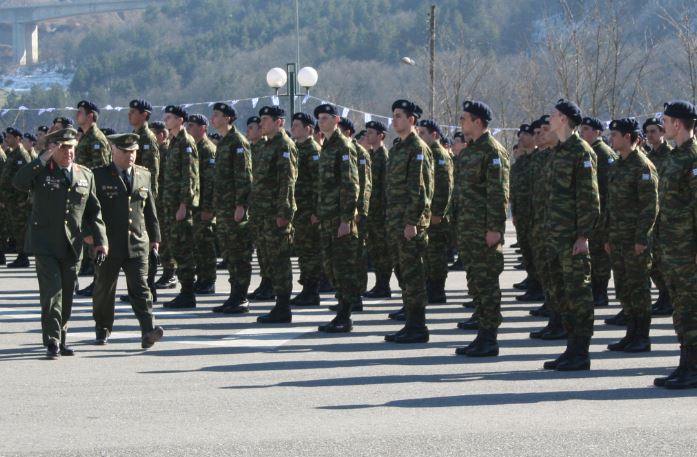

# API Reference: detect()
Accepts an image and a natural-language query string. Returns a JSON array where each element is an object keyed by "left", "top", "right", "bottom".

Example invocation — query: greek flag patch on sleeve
[
  {"left": 692, "top": 168, "right": 697, "bottom": 176},
  {"left": 584, "top": 160, "right": 592, "bottom": 168},
  {"left": 185, "top": 146, "right": 193, "bottom": 154},
  {"left": 342, "top": 155, "right": 349, "bottom": 161},
  {"left": 438, "top": 159, "right": 446, "bottom": 165},
  {"left": 312, "top": 155, "right": 319, "bottom": 161},
  {"left": 236, "top": 148, "right": 244, "bottom": 154},
  {"left": 416, "top": 154, "right": 424, "bottom": 161},
  {"left": 641, "top": 173, "right": 651, "bottom": 181},
  {"left": 282, "top": 151, "right": 290, "bottom": 159},
  {"left": 93, "top": 144, "right": 101, "bottom": 150},
  {"left": 144, "top": 144, "right": 150, "bottom": 151},
  {"left": 492, "top": 158, "right": 501, "bottom": 166}
]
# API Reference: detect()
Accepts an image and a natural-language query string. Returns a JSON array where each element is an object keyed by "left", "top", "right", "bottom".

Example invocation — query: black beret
[
  {"left": 53, "top": 116, "right": 74, "bottom": 127},
  {"left": 37, "top": 125, "right": 49, "bottom": 133},
  {"left": 129, "top": 99, "right": 153, "bottom": 113},
  {"left": 418, "top": 119, "right": 443, "bottom": 138},
  {"left": 247, "top": 116, "right": 261, "bottom": 126},
  {"left": 164, "top": 105, "right": 188, "bottom": 120},
  {"left": 609, "top": 117, "right": 641, "bottom": 135},
  {"left": 642, "top": 117, "right": 664, "bottom": 133},
  {"left": 187, "top": 114, "right": 208, "bottom": 126},
  {"left": 518, "top": 123, "right": 534, "bottom": 136},
  {"left": 365, "top": 120, "right": 387, "bottom": 133},
  {"left": 441, "top": 137, "right": 453, "bottom": 147},
  {"left": 339, "top": 117, "right": 356, "bottom": 134},
  {"left": 77, "top": 99, "right": 100, "bottom": 114},
  {"left": 150, "top": 121, "right": 166, "bottom": 131},
  {"left": 292, "top": 112, "right": 315, "bottom": 126},
  {"left": 208, "top": 132, "right": 222, "bottom": 141},
  {"left": 313, "top": 104, "right": 338, "bottom": 118},
  {"left": 554, "top": 98, "right": 582, "bottom": 124},
  {"left": 392, "top": 99, "right": 422, "bottom": 119},
  {"left": 581, "top": 116, "right": 604, "bottom": 131},
  {"left": 23, "top": 132, "right": 37, "bottom": 142},
  {"left": 462, "top": 100, "right": 493, "bottom": 122},
  {"left": 663, "top": 100, "right": 697, "bottom": 120},
  {"left": 453, "top": 131, "right": 465, "bottom": 141},
  {"left": 259, "top": 105, "right": 285, "bottom": 118},
  {"left": 5, "top": 127, "right": 22, "bottom": 137},
  {"left": 213, "top": 102, "right": 237, "bottom": 118},
  {"left": 538, "top": 114, "right": 551, "bottom": 126},
  {"left": 355, "top": 130, "right": 367, "bottom": 140},
  {"left": 101, "top": 127, "right": 116, "bottom": 136}
]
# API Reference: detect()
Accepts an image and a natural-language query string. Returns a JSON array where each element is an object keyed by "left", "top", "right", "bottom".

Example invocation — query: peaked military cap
[
  {"left": 77, "top": 100, "right": 100, "bottom": 114},
  {"left": 108, "top": 133, "right": 139, "bottom": 151},
  {"left": 187, "top": 114, "right": 208, "bottom": 126},
  {"left": 37, "top": 125, "right": 49, "bottom": 133},
  {"left": 663, "top": 100, "right": 697, "bottom": 120},
  {"left": 365, "top": 120, "right": 387, "bottom": 133},
  {"left": 518, "top": 123, "right": 534, "bottom": 136},
  {"left": 392, "top": 99, "right": 422, "bottom": 119},
  {"left": 53, "top": 116, "right": 74, "bottom": 127},
  {"left": 609, "top": 117, "right": 641, "bottom": 135},
  {"left": 164, "top": 105, "right": 188, "bottom": 120},
  {"left": 642, "top": 117, "right": 664, "bottom": 133},
  {"left": 554, "top": 99, "right": 582, "bottom": 124},
  {"left": 45, "top": 128, "right": 79, "bottom": 146},
  {"left": 581, "top": 116, "right": 604, "bottom": 131},
  {"left": 101, "top": 127, "right": 116, "bottom": 136},
  {"left": 150, "top": 121, "right": 166, "bottom": 132},
  {"left": 23, "top": 132, "right": 37, "bottom": 142},
  {"left": 292, "top": 112, "right": 315, "bottom": 126},
  {"left": 259, "top": 106, "right": 285, "bottom": 117},
  {"left": 313, "top": 104, "right": 338, "bottom": 118},
  {"left": 339, "top": 117, "right": 356, "bottom": 134},
  {"left": 247, "top": 116, "right": 261, "bottom": 126},
  {"left": 5, "top": 127, "right": 22, "bottom": 137},
  {"left": 129, "top": 99, "right": 152, "bottom": 113},
  {"left": 213, "top": 102, "right": 237, "bottom": 118},
  {"left": 462, "top": 100, "right": 493, "bottom": 122}
]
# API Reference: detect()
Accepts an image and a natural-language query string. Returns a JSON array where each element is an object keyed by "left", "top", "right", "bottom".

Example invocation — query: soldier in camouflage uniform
[
  {"left": 0, "top": 128, "right": 33, "bottom": 267},
  {"left": 579, "top": 117, "right": 617, "bottom": 310},
  {"left": 161, "top": 105, "right": 200, "bottom": 309},
  {"left": 653, "top": 101, "right": 697, "bottom": 389},
  {"left": 252, "top": 106, "right": 298, "bottom": 324},
  {"left": 643, "top": 117, "right": 674, "bottom": 317},
  {"left": 417, "top": 119, "right": 453, "bottom": 304},
  {"left": 0, "top": 141, "right": 7, "bottom": 265},
  {"left": 209, "top": 103, "right": 254, "bottom": 314},
  {"left": 603, "top": 117, "right": 658, "bottom": 353},
  {"left": 22, "top": 133, "right": 38, "bottom": 160},
  {"left": 453, "top": 101, "right": 508, "bottom": 357},
  {"left": 289, "top": 112, "right": 322, "bottom": 307},
  {"left": 542, "top": 99, "right": 600, "bottom": 372},
  {"left": 313, "top": 104, "right": 361, "bottom": 332},
  {"left": 128, "top": 99, "right": 160, "bottom": 198},
  {"left": 186, "top": 114, "right": 218, "bottom": 295},
  {"left": 74, "top": 100, "right": 112, "bottom": 296},
  {"left": 363, "top": 121, "right": 393, "bottom": 298},
  {"left": 384, "top": 99, "right": 433, "bottom": 344},
  {"left": 246, "top": 116, "right": 275, "bottom": 301}
]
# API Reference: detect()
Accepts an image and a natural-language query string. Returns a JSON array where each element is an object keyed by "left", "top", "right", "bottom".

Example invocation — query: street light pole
[
  {"left": 266, "top": 64, "right": 318, "bottom": 122},
  {"left": 429, "top": 4, "right": 436, "bottom": 118}
]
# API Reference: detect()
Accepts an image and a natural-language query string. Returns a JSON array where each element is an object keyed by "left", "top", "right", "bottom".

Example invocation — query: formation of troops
[{"left": 2, "top": 95, "right": 697, "bottom": 391}]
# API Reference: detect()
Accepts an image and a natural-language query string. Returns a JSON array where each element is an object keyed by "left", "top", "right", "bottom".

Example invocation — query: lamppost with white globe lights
[{"left": 266, "top": 64, "right": 318, "bottom": 120}]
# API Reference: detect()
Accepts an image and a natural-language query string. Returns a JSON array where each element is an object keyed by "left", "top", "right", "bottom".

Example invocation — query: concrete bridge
[{"left": 0, "top": 0, "right": 165, "bottom": 65}]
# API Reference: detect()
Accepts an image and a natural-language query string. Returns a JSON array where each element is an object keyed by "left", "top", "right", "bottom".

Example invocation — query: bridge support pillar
[{"left": 12, "top": 21, "right": 38, "bottom": 65}]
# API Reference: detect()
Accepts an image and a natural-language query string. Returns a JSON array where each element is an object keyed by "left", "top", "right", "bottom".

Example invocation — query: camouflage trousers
[
  {"left": 659, "top": 250, "right": 697, "bottom": 349},
  {"left": 545, "top": 239, "right": 595, "bottom": 337},
  {"left": 589, "top": 235, "right": 612, "bottom": 283},
  {"left": 193, "top": 210, "right": 217, "bottom": 283},
  {"left": 0, "top": 207, "right": 9, "bottom": 251},
  {"left": 166, "top": 207, "right": 196, "bottom": 288},
  {"left": 320, "top": 221, "right": 362, "bottom": 307},
  {"left": 389, "top": 228, "right": 428, "bottom": 314},
  {"left": 157, "top": 200, "right": 176, "bottom": 271},
  {"left": 650, "top": 240, "right": 668, "bottom": 292},
  {"left": 218, "top": 217, "right": 253, "bottom": 291},
  {"left": 294, "top": 212, "right": 322, "bottom": 284},
  {"left": 253, "top": 217, "right": 293, "bottom": 296},
  {"left": 609, "top": 241, "right": 652, "bottom": 319},
  {"left": 516, "top": 217, "right": 538, "bottom": 283},
  {"left": 367, "top": 218, "right": 392, "bottom": 278},
  {"left": 251, "top": 216, "right": 271, "bottom": 280},
  {"left": 356, "top": 215, "right": 368, "bottom": 293},
  {"left": 425, "top": 220, "right": 450, "bottom": 281},
  {"left": 459, "top": 233, "right": 503, "bottom": 331},
  {"left": 6, "top": 200, "right": 29, "bottom": 254}
]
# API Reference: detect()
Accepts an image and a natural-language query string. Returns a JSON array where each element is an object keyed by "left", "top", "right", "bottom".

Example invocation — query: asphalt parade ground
[{"left": 1, "top": 224, "right": 696, "bottom": 456}]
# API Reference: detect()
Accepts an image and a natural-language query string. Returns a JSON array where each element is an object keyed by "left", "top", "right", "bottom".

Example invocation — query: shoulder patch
[
  {"left": 236, "top": 147, "right": 244, "bottom": 154},
  {"left": 692, "top": 168, "right": 697, "bottom": 177},
  {"left": 584, "top": 160, "right": 592, "bottom": 168},
  {"left": 641, "top": 173, "right": 651, "bottom": 181},
  {"left": 438, "top": 159, "right": 446, "bottom": 166},
  {"left": 282, "top": 151, "right": 290, "bottom": 159},
  {"left": 209, "top": 158, "right": 216, "bottom": 165},
  {"left": 185, "top": 146, "right": 193, "bottom": 154},
  {"left": 608, "top": 157, "right": 614, "bottom": 164},
  {"left": 492, "top": 157, "right": 501, "bottom": 166},
  {"left": 312, "top": 154, "right": 320, "bottom": 161},
  {"left": 93, "top": 144, "right": 101, "bottom": 150},
  {"left": 143, "top": 144, "right": 150, "bottom": 151},
  {"left": 416, "top": 154, "right": 424, "bottom": 161},
  {"left": 342, "top": 154, "right": 349, "bottom": 162}
]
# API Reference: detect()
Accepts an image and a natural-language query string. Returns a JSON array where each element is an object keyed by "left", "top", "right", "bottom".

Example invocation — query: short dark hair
[
  {"left": 470, "top": 113, "right": 489, "bottom": 128},
  {"left": 679, "top": 118, "right": 696, "bottom": 131}
]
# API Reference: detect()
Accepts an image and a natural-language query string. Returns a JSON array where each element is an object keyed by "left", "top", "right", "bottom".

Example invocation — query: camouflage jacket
[
  {"left": 1, "top": 144, "right": 32, "bottom": 204},
  {"left": 76, "top": 124, "right": 110, "bottom": 169},
  {"left": 162, "top": 129, "right": 199, "bottom": 209},
  {"left": 354, "top": 139, "right": 372, "bottom": 217},
  {"left": 195, "top": 136, "right": 217, "bottom": 213},
  {"left": 368, "top": 145, "right": 388, "bottom": 223},
  {"left": 295, "top": 136, "right": 321, "bottom": 216},
  {"left": 530, "top": 148, "right": 551, "bottom": 228},
  {"left": 429, "top": 140, "right": 453, "bottom": 220},
  {"left": 250, "top": 130, "right": 297, "bottom": 221},
  {"left": 316, "top": 129, "right": 359, "bottom": 224},
  {"left": 213, "top": 126, "right": 252, "bottom": 219},
  {"left": 648, "top": 141, "right": 672, "bottom": 178},
  {"left": 134, "top": 124, "right": 160, "bottom": 198},
  {"left": 591, "top": 138, "right": 618, "bottom": 213}
]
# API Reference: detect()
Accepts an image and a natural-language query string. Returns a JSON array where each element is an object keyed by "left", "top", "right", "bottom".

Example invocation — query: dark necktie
[
  {"left": 62, "top": 168, "right": 71, "bottom": 188},
  {"left": 122, "top": 170, "right": 132, "bottom": 194}
]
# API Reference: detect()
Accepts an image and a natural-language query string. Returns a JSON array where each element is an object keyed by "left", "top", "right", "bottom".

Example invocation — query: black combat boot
[
  {"left": 529, "top": 302, "right": 549, "bottom": 317},
  {"left": 195, "top": 280, "right": 216, "bottom": 295},
  {"left": 155, "top": 268, "right": 177, "bottom": 289},
  {"left": 387, "top": 305, "right": 406, "bottom": 321},
  {"left": 76, "top": 281, "right": 94, "bottom": 297},
  {"left": 215, "top": 285, "right": 250, "bottom": 314},
  {"left": 516, "top": 278, "right": 544, "bottom": 302},
  {"left": 458, "top": 329, "right": 499, "bottom": 357},
  {"left": 540, "top": 311, "right": 567, "bottom": 340},
  {"left": 427, "top": 278, "right": 447, "bottom": 304},
  {"left": 257, "top": 294, "right": 292, "bottom": 323},
  {"left": 363, "top": 273, "right": 392, "bottom": 298},
  {"left": 593, "top": 278, "right": 609, "bottom": 307},
  {"left": 389, "top": 307, "right": 429, "bottom": 343},
  {"left": 249, "top": 277, "right": 275, "bottom": 301},
  {"left": 7, "top": 252, "right": 30, "bottom": 268},
  {"left": 623, "top": 315, "right": 651, "bottom": 353},
  {"left": 318, "top": 296, "right": 353, "bottom": 333},
  {"left": 607, "top": 314, "right": 635, "bottom": 351},
  {"left": 317, "top": 275, "right": 335, "bottom": 293},
  {"left": 164, "top": 281, "right": 197, "bottom": 309},
  {"left": 0, "top": 251, "right": 6, "bottom": 266},
  {"left": 651, "top": 289, "right": 673, "bottom": 316},
  {"left": 457, "top": 313, "right": 479, "bottom": 330},
  {"left": 605, "top": 308, "right": 627, "bottom": 326},
  {"left": 655, "top": 345, "right": 686, "bottom": 387},
  {"left": 556, "top": 335, "right": 591, "bottom": 371},
  {"left": 664, "top": 346, "right": 697, "bottom": 389},
  {"left": 291, "top": 280, "right": 320, "bottom": 307},
  {"left": 60, "top": 330, "right": 74, "bottom": 356},
  {"left": 513, "top": 277, "right": 529, "bottom": 290}
]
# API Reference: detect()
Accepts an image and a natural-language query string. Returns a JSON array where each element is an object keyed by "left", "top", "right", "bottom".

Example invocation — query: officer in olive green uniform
[
  {"left": 314, "top": 104, "right": 361, "bottom": 332},
  {"left": 603, "top": 118, "right": 658, "bottom": 353},
  {"left": 363, "top": 121, "right": 393, "bottom": 298},
  {"left": 186, "top": 114, "right": 218, "bottom": 294},
  {"left": 92, "top": 133, "right": 164, "bottom": 349},
  {"left": 289, "top": 112, "right": 323, "bottom": 307},
  {"left": 161, "top": 105, "right": 200, "bottom": 309},
  {"left": 384, "top": 99, "right": 434, "bottom": 344},
  {"left": 643, "top": 117, "right": 674, "bottom": 317},
  {"left": 13, "top": 128, "right": 108, "bottom": 359},
  {"left": 252, "top": 106, "right": 298, "bottom": 323},
  {"left": 417, "top": 119, "right": 453, "bottom": 304},
  {"left": 1, "top": 127, "right": 33, "bottom": 268}
]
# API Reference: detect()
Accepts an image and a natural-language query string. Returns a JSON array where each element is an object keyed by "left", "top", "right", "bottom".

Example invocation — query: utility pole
[{"left": 429, "top": 4, "right": 436, "bottom": 118}]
